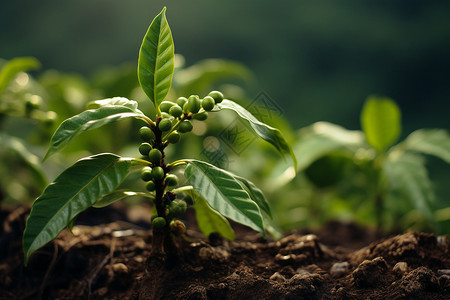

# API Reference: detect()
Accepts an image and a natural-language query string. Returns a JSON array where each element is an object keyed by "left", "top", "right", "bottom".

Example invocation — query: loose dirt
[{"left": 1, "top": 204, "right": 449, "bottom": 299}]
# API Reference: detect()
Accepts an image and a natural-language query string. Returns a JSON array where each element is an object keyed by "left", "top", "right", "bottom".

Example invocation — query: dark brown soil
[{"left": 1, "top": 204, "right": 449, "bottom": 299}]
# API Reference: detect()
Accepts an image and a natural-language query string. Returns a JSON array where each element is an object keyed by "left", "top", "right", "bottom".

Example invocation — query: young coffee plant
[{"left": 23, "top": 7, "right": 296, "bottom": 264}]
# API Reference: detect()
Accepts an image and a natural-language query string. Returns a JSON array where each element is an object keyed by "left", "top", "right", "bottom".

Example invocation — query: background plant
[{"left": 22, "top": 8, "right": 295, "bottom": 264}]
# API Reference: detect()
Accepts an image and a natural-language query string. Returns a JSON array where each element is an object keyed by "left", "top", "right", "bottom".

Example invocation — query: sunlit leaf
[
  {"left": 93, "top": 190, "right": 153, "bottom": 208},
  {"left": 0, "top": 57, "right": 41, "bottom": 92},
  {"left": 361, "top": 96, "right": 401, "bottom": 152},
  {"left": 402, "top": 129, "right": 450, "bottom": 163},
  {"left": 86, "top": 97, "right": 142, "bottom": 113},
  {"left": 215, "top": 99, "right": 297, "bottom": 170},
  {"left": 23, "top": 153, "right": 132, "bottom": 264},
  {"left": 138, "top": 7, "right": 174, "bottom": 111},
  {"left": 44, "top": 104, "right": 147, "bottom": 160},
  {"left": 232, "top": 175, "right": 272, "bottom": 218},
  {"left": 184, "top": 160, "right": 265, "bottom": 235}
]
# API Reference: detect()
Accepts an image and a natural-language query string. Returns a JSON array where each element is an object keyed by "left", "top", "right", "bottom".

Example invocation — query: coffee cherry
[
  {"left": 173, "top": 199, "right": 187, "bottom": 214},
  {"left": 160, "top": 101, "right": 174, "bottom": 113},
  {"left": 165, "top": 174, "right": 178, "bottom": 186},
  {"left": 169, "top": 104, "right": 183, "bottom": 118},
  {"left": 208, "top": 91, "right": 224, "bottom": 104},
  {"left": 139, "top": 143, "right": 152, "bottom": 156},
  {"left": 170, "top": 220, "right": 186, "bottom": 236},
  {"left": 167, "top": 131, "right": 181, "bottom": 144},
  {"left": 151, "top": 166, "right": 165, "bottom": 181},
  {"left": 158, "top": 118, "right": 172, "bottom": 131},
  {"left": 186, "top": 95, "right": 201, "bottom": 114},
  {"left": 139, "top": 126, "right": 155, "bottom": 142},
  {"left": 178, "top": 120, "right": 193, "bottom": 133},
  {"left": 161, "top": 112, "right": 171, "bottom": 119},
  {"left": 201, "top": 96, "right": 215, "bottom": 111},
  {"left": 152, "top": 217, "right": 166, "bottom": 229},
  {"left": 193, "top": 111, "right": 208, "bottom": 121},
  {"left": 176, "top": 96, "right": 188, "bottom": 108},
  {"left": 148, "top": 149, "right": 162, "bottom": 164},
  {"left": 141, "top": 166, "right": 153, "bottom": 181},
  {"left": 169, "top": 201, "right": 182, "bottom": 217},
  {"left": 146, "top": 180, "right": 156, "bottom": 191}
]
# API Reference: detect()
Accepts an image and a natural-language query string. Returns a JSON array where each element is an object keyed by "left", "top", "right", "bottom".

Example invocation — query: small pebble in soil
[
  {"left": 330, "top": 261, "right": 350, "bottom": 278},
  {"left": 436, "top": 269, "right": 450, "bottom": 276},
  {"left": 436, "top": 235, "right": 448, "bottom": 247},
  {"left": 270, "top": 272, "right": 286, "bottom": 282},
  {"left": 295, "top": 268, "right": 311, "bottom": 277},
  {"left": 393, "top": 262, "right": 408, "bottom": 275}
]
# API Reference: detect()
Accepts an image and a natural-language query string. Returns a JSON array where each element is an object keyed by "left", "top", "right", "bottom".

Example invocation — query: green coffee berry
[
  {"left": 148, "top": 149, "right": 162, "bottom": 163},
  {"left": 169, "top": 104, "right": 183, "bottom": 118},
  {"left": 161, "top": 112, "right": 171, "bottom": 119},
  {"left": 186, "top": 95, "right": 201, "bottom": 114},
  {"left": 165, "top": 174, "right": 178, "bottom": 186},
  {"left": 146, "top": 180, "right": 156, "bottom": 191},
  {"left": 160, "top": 101, "right": 174, "bottom": 113},
  {"left": 139, "top": 126, "right": 155, "bottom": 142},
  {"left": 201, "top": 96, "right": 215, "bottom": 111},
  {"left": 151, "top": 166, "right": 165, "bottom": 181},
  {"left": 152, "top": 217, "right": 166, "bottom": 229},
  {"left": 208, "top": 91, "right": 224, "bottom": 104},
  {"left": 170, "top": 220, "right": 186, "bottom": 236},
  {"left": 169, "top": 201, "right": 182, "bottom": 217},
  {"left": 173, "top": 199, "right": 187, "bottom": 214},
  {"left": 178, "top": 120, "right": 193, "bottom": 133},
  {"left": 139, "top": 143, "right": 152, "bottom": 156},
  {"left": 141, "top": 166, "right": 153, "bottom": 181},
  {"left": 193, "top": 111, "right": 208, "bottom": 121},
  {"left": 176, "top": 96, "right": 188, "bottom": 108},
  {"left": 167, "top": 131, "right": 181, "bottom": 144},
  {"left": 158, "top": 118, "right": 172, "bottom": 131}
]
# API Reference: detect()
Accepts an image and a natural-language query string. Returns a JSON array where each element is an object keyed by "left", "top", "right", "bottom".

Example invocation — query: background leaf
[
  {"left": 23, "top": 153, "right": 132, "bottom": 264},
  {"left": 185, "top": 188, "right": 235, "bottom": 240},
  {"left": 184, "top": 160, "right": 265, "bottom": 235},
  {"left": 138, "top": 7, "right": 174, "bottom": 110},
  {"left": 402, "top": 129, "right": 450, "bottom": 163},
  {"left": 44, "top": 105, "right": 146, "bottom": 160},
  {"left": 361, "top": 96, "right": 401, "bottom": 152},
  {"left": 215, "top": 99, "right": 297, "bottom": 169},
  {"left": 0, "top": 57, "right": 41, "bottom": 92}
]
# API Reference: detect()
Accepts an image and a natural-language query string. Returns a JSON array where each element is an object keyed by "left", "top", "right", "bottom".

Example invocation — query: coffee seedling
[{"left": 23, "top": 7, "right": 296, "bottom": 264}]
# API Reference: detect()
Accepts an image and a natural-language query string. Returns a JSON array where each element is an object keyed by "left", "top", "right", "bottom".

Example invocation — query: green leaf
[
  {"left": 44, "top": 105, "right": 147, "bottom": 160},
  {"left": 23, "top": 153, "right": 132, "bottom": 264},
  {"left": 86, "top": 97, "right": 142, "bottom": 113},
  {"left": 93, "top": 190, "right": 154, "bottom": 208},
  {"left": 0, "top": 57, "right": 41, "bottom": 92},
  {"left": 184, "top": 160, "right": 265, "bottom": 235},
  {"left": 361, "top": 96, "right": 401, "bottom": 152},
  {"left": 402, "top": 129, "right": 450, "bottom": 163},
  {"left": 384, "top": 153, "right": 434, "bottom": 224},
  {"left": 0, "top": 133, "right": 47, "bottom": 186},
  {"left": 138, "top": 7, "right": 175, "bottom": 111},
  {"left": 185, "top": 188, "right": 235, "bottom": 240},
  {"left": 232, "top": 175, "right": 272, "bottom": 218},
  {"left": 215, "top": 99, "right": 297, "bottom": 170}
]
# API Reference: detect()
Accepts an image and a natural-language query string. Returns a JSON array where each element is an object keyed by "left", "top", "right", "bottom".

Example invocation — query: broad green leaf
[
  {"left": 361, "top": 96, "right": 401, "bottom": 152},
  {"left": 215, "top": 99, "right": 297, "bottom": 170},
  {"left": 93, "top": 190, "right": 154, "bottom": 208},
  {"left": 402, "top": 129, "right": 450, "bottom": 164},
  {"left": 384, "top": 153, "right": 434, "bottom": 223},
  {"left": 86, "top": 97, "right": 142, "bottom": 113},
  {"left": 0, "top": 133, "right": 47, "bottom": 186},
  {"left": 44, "top": 105, "right": 147, "bottom": 160},
  {"left": 232, "top": 175, "right": 272, "bottom": 218},
  {"left": 0, "top": 57, "right": 41, "bottom": 92},
  {"left": 23, "top": 153, "right": 132, "bottom": 264},
  {"left": 185, "top": 188, "right": 235, "bottom": 240},
  {"left": 138, "top": 7, "right": 174, "bottom": 111},
  {"left": 184, "top": 160, "right": 265, "bottom": 235}
]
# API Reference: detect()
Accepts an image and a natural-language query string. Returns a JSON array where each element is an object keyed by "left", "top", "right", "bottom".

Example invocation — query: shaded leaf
[
  {"left": 186, "top": 188, "right": 235, "bottom": 240},
  {"left": 361, "top": 96, "right": 401, "bottom": 152},
  {"left": 0, "top": 57, "right": 41, "bottom": 92},
  {"left": 403, "top": 129, "right": 450, "bottom": 163},
  {"left": 184, "top": 160, "right": 265, "bottom": 235},
  {"left": 44, "top": 105, "right": 146, "bottom": 160},
  {"left": 215, "top": 99, "right": 297, "bottom": 169},
  {"left": 93, "top": 190, "right": 153, "bottom": 208},
  {"left": 232, "top": 175, "right": 272, "bottom": 218},
  {"left": 138, "top": 7, "right": 174, "bottom": 110},
  {"left": 23, "top": 153, "right": 132, "bottom": 264}
]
